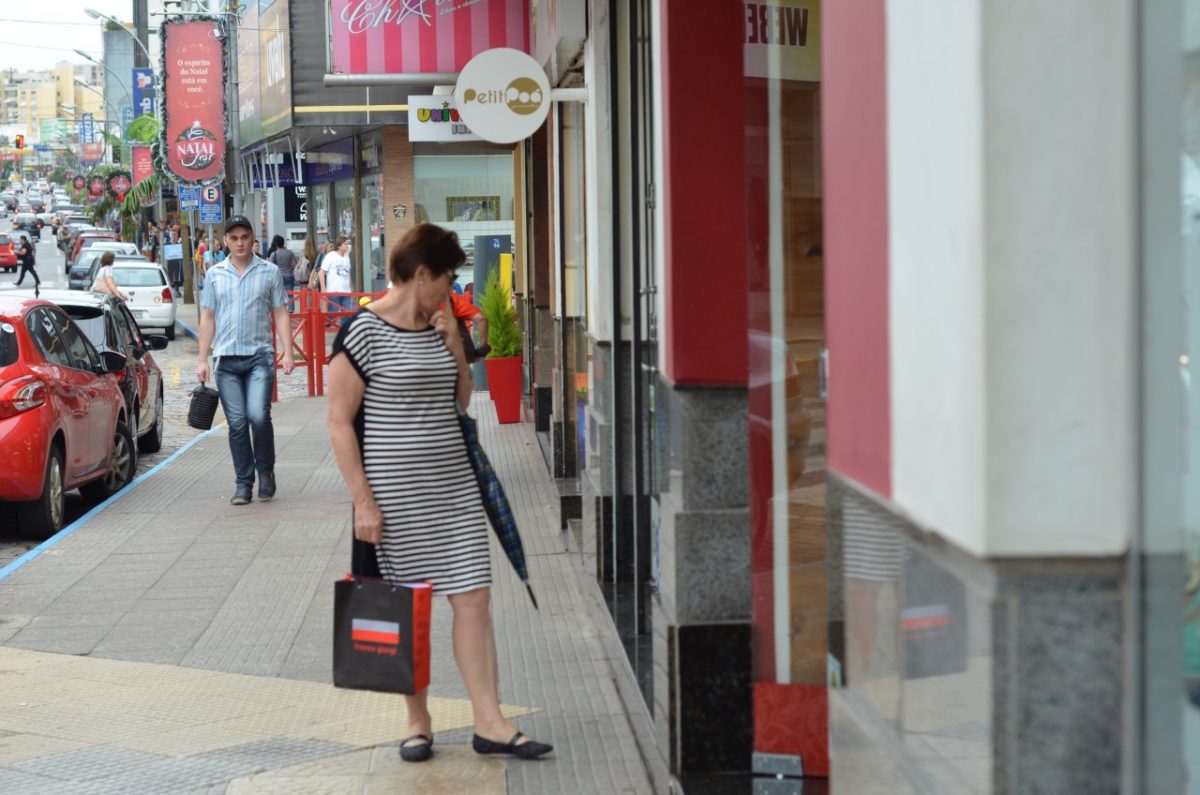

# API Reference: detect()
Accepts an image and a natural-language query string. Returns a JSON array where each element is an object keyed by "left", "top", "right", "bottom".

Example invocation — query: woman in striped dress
[{"left": 327, "top": 224, "right": 552, "bottom": 763}]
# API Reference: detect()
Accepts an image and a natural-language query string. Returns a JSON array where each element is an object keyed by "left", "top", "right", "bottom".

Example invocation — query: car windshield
[
  {"left": 62, "top": 307, "right": 106, "bottom": 348},
  {"left": 0, "top": 235, "right": 10, "bottom": 245},
  {"left": 0, "top": 320, "right": 17, "bottom": 367},
  {"left": 112, "top": 268, "right": 166, "bottom": 287}
]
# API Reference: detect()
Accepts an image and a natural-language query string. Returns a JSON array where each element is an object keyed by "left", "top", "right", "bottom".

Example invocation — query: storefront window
[
  {"left": 414, "top": 153, "right": 515, "bottom": 281},
  {"left": 362, "top": 175, "right": 384, "bottom": 291},
  {"left": 333, "top": 179, "right": 356, "bottom": 285},
  {"left": 312, "top": 185, "right": 331, "bottom": 246}
]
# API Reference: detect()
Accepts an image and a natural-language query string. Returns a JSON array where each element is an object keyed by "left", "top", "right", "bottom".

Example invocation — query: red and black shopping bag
[{"left": 332, "top": 576, "right": 432, "bottom": 695}]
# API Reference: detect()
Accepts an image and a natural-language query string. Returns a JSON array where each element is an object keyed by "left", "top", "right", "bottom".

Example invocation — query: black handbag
[
  {"left": 332, "top": 577, "right": 432, "bottom": 694},
  {"left": 187, "top": 383, "right": 220, "bottom": 430}
]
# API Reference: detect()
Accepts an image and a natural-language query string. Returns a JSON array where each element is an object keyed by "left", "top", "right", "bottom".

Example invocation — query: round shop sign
[{"left": 454, "top": 48, "right": 550, "bottom": 144}]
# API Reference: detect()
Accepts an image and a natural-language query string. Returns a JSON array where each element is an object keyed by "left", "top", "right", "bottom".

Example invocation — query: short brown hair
[
  {"left": 100, "top": 251, "right": 115, "bottom": 266},
  {"left": 387, "top": 224, "right": 465, "bottom": 285}
]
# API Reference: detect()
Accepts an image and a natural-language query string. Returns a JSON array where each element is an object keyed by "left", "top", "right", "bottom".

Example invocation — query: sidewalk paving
[{"left": 0, "top": 394, "right": 653, "bottom": 794}]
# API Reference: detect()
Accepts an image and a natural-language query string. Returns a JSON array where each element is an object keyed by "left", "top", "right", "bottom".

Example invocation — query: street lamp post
[
  {"left": 73, "top": 50, "right": 134, "bottom": 113},
  {"left": 73, "top": 79, "right": 122, "bottom": 127},
  {"left": 83, "top": 9, "right": 153, "bottom": 66}
]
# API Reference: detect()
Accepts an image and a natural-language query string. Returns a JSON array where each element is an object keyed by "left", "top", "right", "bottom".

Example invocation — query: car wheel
[
  {"left": 166, "top": 324, "right": 176, "bottom": 341},
  {"left": 17, "top": 444, "right": 65, "bottom": 540},
  {"left": 138, "top": 389, "right": 164, "bottom": 454},
  {"left": 79, "top": 421, "right": 136, "bottom": 500}
]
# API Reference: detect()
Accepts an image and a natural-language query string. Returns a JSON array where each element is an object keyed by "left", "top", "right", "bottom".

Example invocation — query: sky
[{"left": 0, "top": 1, "right": 153, "bottom": 72}]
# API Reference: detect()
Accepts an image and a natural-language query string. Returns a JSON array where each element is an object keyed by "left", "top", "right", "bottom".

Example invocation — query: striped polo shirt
[{"left": 201, "top": 255, "right": 287, "bottom": 357}]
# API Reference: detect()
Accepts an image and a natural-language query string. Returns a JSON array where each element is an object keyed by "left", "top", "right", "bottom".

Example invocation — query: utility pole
[{"left": 133, "top": 0, "right": 150, "bottom": 69}]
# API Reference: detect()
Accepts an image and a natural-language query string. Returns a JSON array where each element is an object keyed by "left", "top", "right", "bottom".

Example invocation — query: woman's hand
[
  {"left": 432, "top": 304, "right": 465, "bottom": 362},
  {"left": 354, "top": 496, "right": 384, "bottom": 545}
]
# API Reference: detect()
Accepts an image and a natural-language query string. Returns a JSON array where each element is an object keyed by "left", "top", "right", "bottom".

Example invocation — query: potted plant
[{"left": 478, "top": 268, "right": 523, "bottom": 423}]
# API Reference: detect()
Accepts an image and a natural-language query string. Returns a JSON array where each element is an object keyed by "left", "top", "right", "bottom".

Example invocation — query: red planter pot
[{"left": 484, "top": 355, "right": 523, "bottom": 424}]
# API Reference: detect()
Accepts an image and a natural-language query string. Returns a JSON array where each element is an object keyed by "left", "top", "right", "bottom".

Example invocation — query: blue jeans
[{"left": 215, "top": 351, "right": 276, "bottom": 488}]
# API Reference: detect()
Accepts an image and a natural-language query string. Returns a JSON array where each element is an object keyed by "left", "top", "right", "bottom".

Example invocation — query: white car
[
  {"left": 89, "top": 241, "right": 142, "bottom": 257},
  {"left": 111, "top": 263, "right": 178, "bottom": 340}
]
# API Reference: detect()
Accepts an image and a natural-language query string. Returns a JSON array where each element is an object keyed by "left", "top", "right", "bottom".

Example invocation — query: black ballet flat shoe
[
  {"left": 399, "top": 733, "right": 433, "bottom": 762},
  {"left": 472, "top": 731, "right": 553, "bottom": 760}
]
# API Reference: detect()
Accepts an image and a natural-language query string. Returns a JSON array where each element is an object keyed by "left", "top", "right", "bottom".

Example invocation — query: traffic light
[{"left": 13, "top": 135, "right": 23, "bottom": 149}]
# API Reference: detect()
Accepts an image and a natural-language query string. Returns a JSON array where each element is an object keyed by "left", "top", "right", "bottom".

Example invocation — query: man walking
[{"left": 197, "top": 215, "right": 296, "bottom": 505}]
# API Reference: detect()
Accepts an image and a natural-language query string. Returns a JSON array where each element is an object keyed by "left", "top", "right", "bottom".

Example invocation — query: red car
[
  {"left": 69, "top": 232, "right": 117, "bottom": 267},
  {"left": 0, "top": 295, "right": 135, "bottom": 539},
  {"left": 0, "top": 234, "right": 15, "bottom": 272}
]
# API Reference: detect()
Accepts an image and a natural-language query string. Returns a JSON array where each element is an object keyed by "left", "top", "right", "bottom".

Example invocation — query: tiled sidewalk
[{"left": 0, "top": 395, "right": 653, "bottom": 794}]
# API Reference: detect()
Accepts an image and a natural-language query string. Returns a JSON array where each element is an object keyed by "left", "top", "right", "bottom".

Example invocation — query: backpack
[{"left": 293, "top": 255, "right": 310, "bottom": 285}]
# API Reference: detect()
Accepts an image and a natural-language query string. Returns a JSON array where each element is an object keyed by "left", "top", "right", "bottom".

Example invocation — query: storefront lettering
[
  {"left": 265, "top": 34, "right": 287, "bottom": 88},
  {"left": 416, "top": 103, "right": 462, "bottom": 123},
  {"left": 340, "top": 0, "right": 432, "bottom": 35},
  {"left": 745, "top": 3, "right": 810, "bottom": 48}
]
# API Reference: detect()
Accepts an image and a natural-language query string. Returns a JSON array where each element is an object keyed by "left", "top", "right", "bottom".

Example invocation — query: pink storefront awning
[{"left": 327, "top": 0, "right": 530, "bottom": 75}]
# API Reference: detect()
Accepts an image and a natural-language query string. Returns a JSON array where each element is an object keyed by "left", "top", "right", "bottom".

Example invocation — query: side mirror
[
  {"left": 146, "top": 335, "right": 168, "bottom": 351},
  {"left": 95, "top": 350, "right": 127, "bottom": 375}
]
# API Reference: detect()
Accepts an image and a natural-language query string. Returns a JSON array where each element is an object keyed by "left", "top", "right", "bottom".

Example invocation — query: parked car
[
  {"left": 0, "top": 234, "right": 16, "bottom": 273},
  {"left": 70, "top": 252, "right": 145, "bottom": 291},
  {"left": 69, "top": 232, "right": 117, "bottom": 267},
  {"left": 17, "top": 289, "right": 168, "bottom": 454},
  {"left": 0, "top": 295, "right": 135, "bottom": 539},
  {"left": 110, "top": 264, "right": 176, "bottom": 339}
]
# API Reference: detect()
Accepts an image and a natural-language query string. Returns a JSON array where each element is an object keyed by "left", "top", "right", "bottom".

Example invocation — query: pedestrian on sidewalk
[
  {"left": 319, "top": 236, "right": 354, "bottom": 325},
  {"left": 326, "top": 223, "right": 553, "bottom": 765},
  {"left": 266, "top": 235, "right": 296, "bottom": 310},
  {"left": 196, "top": 215, "right": 296, "bottom": 505},
  {"left": 13, "top": 234, "right": 38, "bottom": 287}
]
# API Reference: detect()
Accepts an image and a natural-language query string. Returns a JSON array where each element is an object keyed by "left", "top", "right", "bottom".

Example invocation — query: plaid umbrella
[{"left": 459, "top": 410, "right": 539, "bottom": 609}]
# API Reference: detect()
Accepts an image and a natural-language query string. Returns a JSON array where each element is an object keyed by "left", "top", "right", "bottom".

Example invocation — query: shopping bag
[{"left": 332, "top": 577, "right": 432, "bottom": 694}]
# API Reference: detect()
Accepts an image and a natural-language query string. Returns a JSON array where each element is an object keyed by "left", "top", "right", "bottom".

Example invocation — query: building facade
[{"left": 180, "top": 0, "right": 1200, "bottom": 790}]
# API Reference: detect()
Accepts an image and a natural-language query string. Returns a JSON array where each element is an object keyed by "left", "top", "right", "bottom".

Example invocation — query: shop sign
[
  {"left": 79, "top": 142, "right": 105, "bottom": 164},
  {"left": 237, "top": 0, "right": 262, "bottom": 145},
  {"left": 408, "top": 95, "right": 481, "bottom": 142},
  {"left": 454, "top": 48, "right": 549, "bottom": 144},
  {"left": 326, "top": 0, "right": 530, "bottom": 75},
  {"left": 743, "top": 1, "right": 820, "bottom": 82},
  {"left": 160, "top": 19, "right": 227, "bottom": 185},
  {"left": 133, "top": 67, "right": 156, "bottom": 117},
  {"left": 304, "top": 138, "right": 354, "bottom": 185},
  {"left": 259, "top": 0, "right": 293, "bottom": 137},
  {"left": 250, "top": 153, "right": 302, "bottom": 189},
  {"left": 80, "top": 113, "right": 95, "bottom": 145},
  {"left": 285, "top": 185, "right": 307, "bottom": 224}
]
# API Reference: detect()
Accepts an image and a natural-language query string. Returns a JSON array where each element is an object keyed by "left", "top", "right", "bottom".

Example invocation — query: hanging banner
[
  {"left": 72, "top": 176, "right": 86, "bottom": 192},
  {"left": 131, "top": 145, "right": 158, "bottom": 207},
  {"left": 160, "top": 17, "right": 227, "bottom": 186},
  {"left": 79, "top": 142, "right": 105, "bottom": 164},
  {"left": 88, "top": 176, "right": 105, "bottom": 201},
  {"left": 260, "top": 0, "right": 293, "bottom": 137},
  {"left": 326, "top": 0, "right": 530, "bottom": 75}
]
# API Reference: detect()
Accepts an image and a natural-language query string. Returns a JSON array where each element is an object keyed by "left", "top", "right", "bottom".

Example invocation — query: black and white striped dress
[{"left": 332, "top": 309, "right": 491, "bottom": 595}]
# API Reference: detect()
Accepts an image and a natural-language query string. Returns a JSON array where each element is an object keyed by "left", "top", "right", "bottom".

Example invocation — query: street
[{"left": 0, "top": 231, "right": 310, "bottom": 562}]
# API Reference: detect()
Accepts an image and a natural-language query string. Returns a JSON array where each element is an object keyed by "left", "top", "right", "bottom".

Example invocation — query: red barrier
[{"left": 271, "top": 289, "right": 382, "bottom": 399}]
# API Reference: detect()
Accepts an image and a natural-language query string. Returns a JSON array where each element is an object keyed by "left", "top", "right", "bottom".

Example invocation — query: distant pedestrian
[
  {"left": 12, "top": 234, "right": 38, "bottom": 287},
  {"left": 266, "top": 234, "right": 296, "bottom": 307},
  {"left": 320, "top": 236, "right": 354, "bottom": 324},
  {"left": 194, "top": 230, "right": 209, "bottom": 294},
  {"left": 165, "top": 229, "right": 184, "bottom": 297},
  {"left": 196, "top": 215, "right": 296, "bottom": 505},
  {"left": 326, "top": 223, "right": 553, "bottom": 764}
]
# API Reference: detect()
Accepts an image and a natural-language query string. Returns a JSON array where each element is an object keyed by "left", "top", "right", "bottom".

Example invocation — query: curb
[
  {"left": 176, "top": 316, "right": 199, "bottom": 341},
  {"left": 0, "top": 424, "right": 220, "bottom": 583}
]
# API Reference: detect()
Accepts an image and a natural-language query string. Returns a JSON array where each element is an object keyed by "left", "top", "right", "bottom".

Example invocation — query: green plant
[{"left": 478, "top": 268, "right": 522, "bottom": 359}]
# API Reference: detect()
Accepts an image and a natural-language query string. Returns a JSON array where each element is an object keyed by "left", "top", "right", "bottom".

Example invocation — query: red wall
[
  {"left": 822, "top": 0, "right": 891, "bottom": 497},
  {"left": 660, "top": 0, "right": 748, "bottom": 386}
]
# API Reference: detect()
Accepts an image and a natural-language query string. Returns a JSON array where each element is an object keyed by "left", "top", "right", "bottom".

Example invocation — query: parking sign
[
  {"left": 199, "top": 184, "right": 223, "bottom": 225},
  {"left": 178, "top": 186, "right": 201, "bottom": 212}
]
